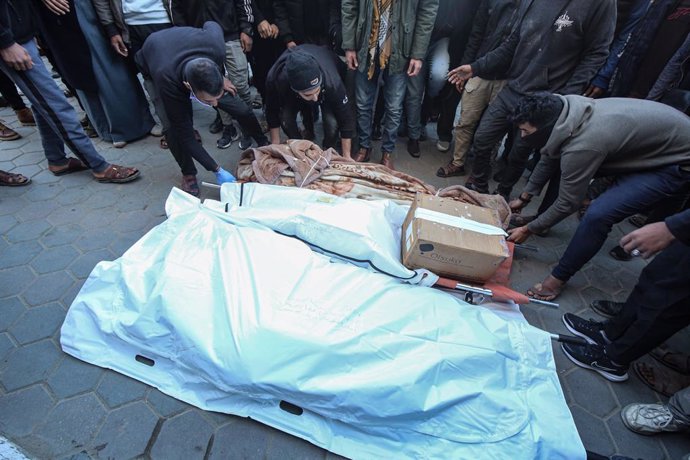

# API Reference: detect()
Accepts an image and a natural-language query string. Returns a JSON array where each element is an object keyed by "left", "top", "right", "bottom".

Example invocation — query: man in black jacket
[
  {"left": 265, "top": 45, "right": 355, "bottom": 157},
  {"left": 172, "top": 0, "right": 257, "bottom": 149},
  {"left": 449, "top": 0, "right": 616, "bottom": 197},
  {"left": 136, "top": 22, "right": 268, "bottom": 196}
]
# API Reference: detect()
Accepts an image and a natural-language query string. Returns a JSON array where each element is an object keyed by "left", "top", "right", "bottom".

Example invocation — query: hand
[
  {"left": 0, "top": 43, "right": 34, "bottom": 71},
  {"left": 507, "top": 226, "right": 532, "bottom": 243},
  {"left": 406, "top": 58, "right": 422, "bottom": 77},
  {"left": 240, "top": 32, "right": 253, "bottom": 53},
  {"left": 583, "top": 84, "right": 605, "bottom": 98},
  {"left": 345, "top": 50, "right": 358, "bottom": 70},
  {"left": 110, "top": 35, "right": 128, "bottom": 57},
  {"left": 508, "top": 198, "right": 526, "bottom": 214},
  {"left": 257, "top": 20, "right": 272, "bottom": 39},
  {"left": 223, "top": 77, "right": 237, "bottom": 96},
  {"left": 270, "top": 24, "right": 279, "bottom": 38},
  {"left": 620, "top": 222, "right": 676, "bottom": 259},
  {"left": 286, "top": 41, "right": 297, "bottom": 49},
  {"left": 42, "top": 0, "right": 70, "bottom": 14},
  {"left": 215, "top": 167, "right": 236, "bottom": 184},
  {"left": 447, "top": 64, "right": 473, "bottom": 91}
]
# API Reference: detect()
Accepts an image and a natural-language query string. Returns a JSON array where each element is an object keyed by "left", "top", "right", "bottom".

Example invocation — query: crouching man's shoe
[
  {"left": 561, "top": 341, "right": 628, "bottom": 382},
  {"left": 621, "top": 403, "right": 689, "bottom": 435}
]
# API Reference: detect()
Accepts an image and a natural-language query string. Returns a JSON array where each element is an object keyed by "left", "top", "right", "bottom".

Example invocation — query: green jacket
[{"left": 341, "top": 0, "right": 439, "bottom": 75}]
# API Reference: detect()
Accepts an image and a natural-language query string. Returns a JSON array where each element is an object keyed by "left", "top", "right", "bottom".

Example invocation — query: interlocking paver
[
  {"left": 564, "top": 370, "right": 618, "bottom": 418},
  {"left": 21, "top": 271, "right": 75, "bottom": 306},
  {"left": 14, "top": 200, "right": 61, "bottom": 222},
  {"left": 47, "top": 356, "right": 104, "bottom": 399},
  {"left": 30, "top": 245, "right": 80, "bottom": 275},
  {"left": 0, "top": 385, "right": 55, "bottom": 438},
  {"left": 569, "top": 406, "right": 615, "bottom": 457},
  {"left": 0, "top": 214, "right": 19, "bottom": 234},
  {"left": 0, "top": 296, "right": 25, "bottom": 332},
  {"left": 606, "top": 412, "right": 668, "bottom": 459},
  {"left": 150, "top": 410, "right": 214, "bottom": 460},
  {"left": 92, "top": 401, "right": 158, "bottom": 459},
  {"left": 68, "top": 249, "right": 113, "bottom": 280},
  {"left": 32, "top": 393, "right": 107, "bottom": 457},
  {"left": 9, "top": 303, "right": 65, "bottom": 345},
  {"left": 208, "top": 418, "right": 274, "bottom": 460},
  {"left": 266, "top": 426, "right": 329, "bottom": 460},
  {"left": 96, "top": 371, "right": 149, "bottom": 409},
  {"left": 40, "top": 223, "right": 83, "bottom": 248},
  {"left": 0, "top": 266, "right": 36, "bottom": 298},
  {"left": 0, "top": 332, "right": 15, "bottom": 362},
  {"left": 4, "top": 219, "right": 51, "bottom": 243},
  {"left": 0, "top": 339, "right": 61, "bottom": 391},
  {"left": 0, "top": 240, "right": 43, "bottom": 270},
  {"left": 146, "top": 388, "right": 191, "bottom": 418}
]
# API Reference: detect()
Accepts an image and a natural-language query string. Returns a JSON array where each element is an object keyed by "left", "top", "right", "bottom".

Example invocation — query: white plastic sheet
[{"left": 61, "top": 189, "right": 584, "bottom": 459}]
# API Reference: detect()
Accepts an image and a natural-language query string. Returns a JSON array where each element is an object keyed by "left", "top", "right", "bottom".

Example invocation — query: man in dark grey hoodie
[
  {"left": 507, "top": 93, "right": 690, "bottom": 300},
  {"left": 448, "top": 0, "right": 616, "bottom": 197}
]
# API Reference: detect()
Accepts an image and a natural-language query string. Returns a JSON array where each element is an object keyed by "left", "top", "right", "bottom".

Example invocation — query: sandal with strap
[
  {"left": 527, "top": 276, "right": 565, "bottom": 301},
  {"left": 650, "top": 344, "right": 690, "bottom": 375},
  {"left": 0, "top": 170, "right": 30, "bottom": 186},
  {"left": 49, "top": 157, "right": 88, "bottom": 176},
  {"left": 94, "top": 164, "right": 140, "bottom": 183},
  {"left": 436, "top": 162, "right": 466, "bottom": 178},
  {"left": 634, "top": 359, "right": 690, "bottom": 397}
]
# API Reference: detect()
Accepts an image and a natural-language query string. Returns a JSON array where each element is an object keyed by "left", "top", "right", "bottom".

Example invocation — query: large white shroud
[{"left": 61, "top": 189, "right": 584, "bottom": 459}]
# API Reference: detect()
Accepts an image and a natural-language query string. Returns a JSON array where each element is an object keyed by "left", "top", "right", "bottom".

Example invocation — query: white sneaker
[
  {"left": 621, "top": 403, "right": 687, "bottom": 435},
  {"left": 150, "top": 123, "right": 163, "bottom": 137},
  {"left": 436, "top": 140, "right": 450, "bottom": 152}
]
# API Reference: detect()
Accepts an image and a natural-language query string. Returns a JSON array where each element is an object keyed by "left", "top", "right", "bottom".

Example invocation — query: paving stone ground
[{"left": 1, "top": 93, "right": 690, "bottom": 459}]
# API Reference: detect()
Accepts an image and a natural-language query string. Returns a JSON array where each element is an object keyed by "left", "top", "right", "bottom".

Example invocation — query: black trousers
[
  {"left": 280, "top": 100, "right": 338, "bottom": 150},
  {"left": 604, "top": 241, "right": 690, "bottom": 364},
  {"left": 435, "top": 82, "right": 461, "bottom": 142},
  {"left": 0, "top": 68, "right": 26, "bottom": 110}
]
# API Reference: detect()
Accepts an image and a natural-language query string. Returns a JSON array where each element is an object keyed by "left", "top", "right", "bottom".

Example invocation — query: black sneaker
[
  {"left": 216, "top": 124, "right": 239, "bottom": 149},
  {"left": 407, "top": 138, "right": 420, "bottom": 158},
  {"left": 238, "top": 135, "right": 253, "bottom": 150},
  {"left": 561, "top": 342, "right": 628, "bottom": 382},
  {"left": 590, "top": 300, "right": 624, "bottom": 319},
  {"left": 209, "top": 114, "right": 223, "bottom": 134},
  {"left": 562, "top": 313, "right": 609, "bottom": 346}
]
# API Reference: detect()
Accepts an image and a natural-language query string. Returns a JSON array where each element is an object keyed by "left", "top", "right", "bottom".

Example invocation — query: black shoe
[
  {"left": 407, "top": 138, "right": 420, "bottom": 158},
  {"left": 209, "top": 114, "right": 223, "bottom": 134},
  {"left": 0, "top": 96, "right": 7, "bottom": 108},
  {"left": 216, "top": 124, "right": 239, "bottom": 149},
  {"left": 562, "top": 313, "right": 609, "bottom": 346},
  {"left": 590, "top": 300, "right": 624, "bottom": 319},
  {"left": 372, "top": 124, "right": 382, "bottom": 141},
  {"left": 561, "top": 342, "right": 629, "bottom": 382},
  {"left": 464, "top": 179, "right": 489, "bottom": 195},
  {"left": 610, "top": 245, "right": 632, "bottom": 261},
  {"left": 238, "top": 135, "right": 253, "bottom": 150}
]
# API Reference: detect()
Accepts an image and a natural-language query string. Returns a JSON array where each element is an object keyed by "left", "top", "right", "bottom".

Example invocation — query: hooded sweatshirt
[{"left": 524, "top": 95, "right": 690, "bottom": 233}]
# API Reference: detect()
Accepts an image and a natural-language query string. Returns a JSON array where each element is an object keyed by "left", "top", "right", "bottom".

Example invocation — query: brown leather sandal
[
  {"left": 436, "top": 162, "right": 466, "bottom": 178},
  {"left": 0, "top": 170, "right": 30, "bottom": 186},
  {"left": 49, "top": 158, "right": 88, "bottom": 176},
  {"left": 650, "top": 344, "right": 690, "bottom": 375},
  {"left": 94, "top": 164, "right": 140, "bottom": 183},
  {"left": 634, "top": 359, "right": 690, "bottom": 397}
]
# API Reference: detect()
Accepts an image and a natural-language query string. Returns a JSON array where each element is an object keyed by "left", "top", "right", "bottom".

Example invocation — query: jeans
[
  {"left": 280, "top": 100, "right": 339, "bottom": 150},
  {"left": 0, "top": 39, "right": 108, "bottom": 172},
  {"left": 553, "top": 165, "right": 690, "bottom": 282},
  {"left": 405, "top": 38, "right": 450, "bottom": 140},
  {"left": 356, "top": 68, "right": 407, "bottom": 154},
  {"left": 603, "top": 240, "right": 690, "bottom": 366}
]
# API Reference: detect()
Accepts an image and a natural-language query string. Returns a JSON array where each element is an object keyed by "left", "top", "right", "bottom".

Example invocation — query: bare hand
[
  {"left": 620, "top": 222, "right": 676, "bottom": 258},
  {"left": 257, "top": 20, "right": 272, "bottom": 39},
  {"left": 447, "top": 64, "right": 473, "bottom": 91},
  {"left": 407, "top": 59, "right": 422, "bottom": 77},
  {"left": 286, "top": 41, "right": 297, "bottom": 49},
  {"left": 223, "top": 77, "right": 237, "bottom": 96},
  {"left": 42, "top": 0, "right": 70, "bottom": 15},
  {"left": 583, "top": 84, "right": 605, "bottom": 98},
  {"left": 0, "top": 43, "right": 34, "bottom": 71},
  {"left": 507, "top": 226, "right": 532, "bottom": 244},
  {"left": 240, "top": 32, "right": 253, "bottom": 53},
  {"left": 270, "top": 24, "right": 279, "bottom": 38},
  {"left": 345, "top": 50, "right": 358, "bottom": 70},
  {"left": 110, "top": 35, "right": 128, "bottom": 57},
  {"left": 508, "top": 198, "right": 526, "bottom": 214}
]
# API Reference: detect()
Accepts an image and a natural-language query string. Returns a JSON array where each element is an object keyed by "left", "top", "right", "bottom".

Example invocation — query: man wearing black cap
[{"left": 265, "top": 44, "right": 355, "bottom": 158}]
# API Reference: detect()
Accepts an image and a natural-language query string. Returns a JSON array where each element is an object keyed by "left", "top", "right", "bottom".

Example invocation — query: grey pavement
[{"left": 1, "top": 96, "right": 690, "bottom": 460}]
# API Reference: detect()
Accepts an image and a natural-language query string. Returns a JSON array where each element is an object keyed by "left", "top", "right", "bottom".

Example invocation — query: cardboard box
[{"left": 401, "top": 194, "right": 510, "bottom": 283}]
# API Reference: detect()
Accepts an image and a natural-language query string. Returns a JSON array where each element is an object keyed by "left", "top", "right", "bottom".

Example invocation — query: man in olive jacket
[{"left": 342, "top": 0, "right": 438, "bottom": 170}]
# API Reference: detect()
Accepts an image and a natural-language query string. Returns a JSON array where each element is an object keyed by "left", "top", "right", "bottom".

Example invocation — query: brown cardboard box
[{"left": 401, "top": 194, "right": 510, "bottom": 282}]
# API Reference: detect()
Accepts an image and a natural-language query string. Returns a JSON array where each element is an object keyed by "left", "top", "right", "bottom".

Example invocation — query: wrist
[{"left": 518, "top": 192, "right": 532, "bottom": 203}]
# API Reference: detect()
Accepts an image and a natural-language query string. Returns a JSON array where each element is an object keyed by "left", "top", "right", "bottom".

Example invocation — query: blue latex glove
[{"left": 215, "top": 167, "right": 236, "bottom": 184}]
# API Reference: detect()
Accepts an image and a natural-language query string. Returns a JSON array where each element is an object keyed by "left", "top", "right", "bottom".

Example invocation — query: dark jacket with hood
[
  {"left": 460, "top": 0, "right": 520, "bottom": 80},
  {"left": 0, "top": 0, "right": 36, "bottom": 49},
  {"left": 136, "top": 22, "right": 226, "bottom": 171},
  {"left": 273, "top": 0, "right": 332, "bottom": 46},
  {"left": 171, "top": 0, "right": 254, "bottom": 41},
  {"left": 265, "top": 44, "right": 354, "bottom": 138},
  {"left": 472, "top": 0, "right": 616, "bottom": 96},
  {"left": 524, "top": 95, "right": 690, "bottom": 233}
]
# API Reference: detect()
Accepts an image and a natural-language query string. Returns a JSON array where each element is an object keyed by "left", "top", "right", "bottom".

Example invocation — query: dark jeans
[
  {"left": 436, "top": 82, "right": 461, "bottom": 142},
  {"left": 552, "top": 165, "right": 690, "bottom": 281},
  {"left": 469, "top": 88, "right": 532, "bottom": 192},
  {"left": 249, "top": 37, "right": 285, "bottom": 102},
  {"left": 280, "top": 100, "right": 338, "bottom": 150},
  {"left": 604, "top": 240, "right": 690, "bottom": 365},
  {"left": 0, "top": 69, "right": 26, "bottom": 110}
]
